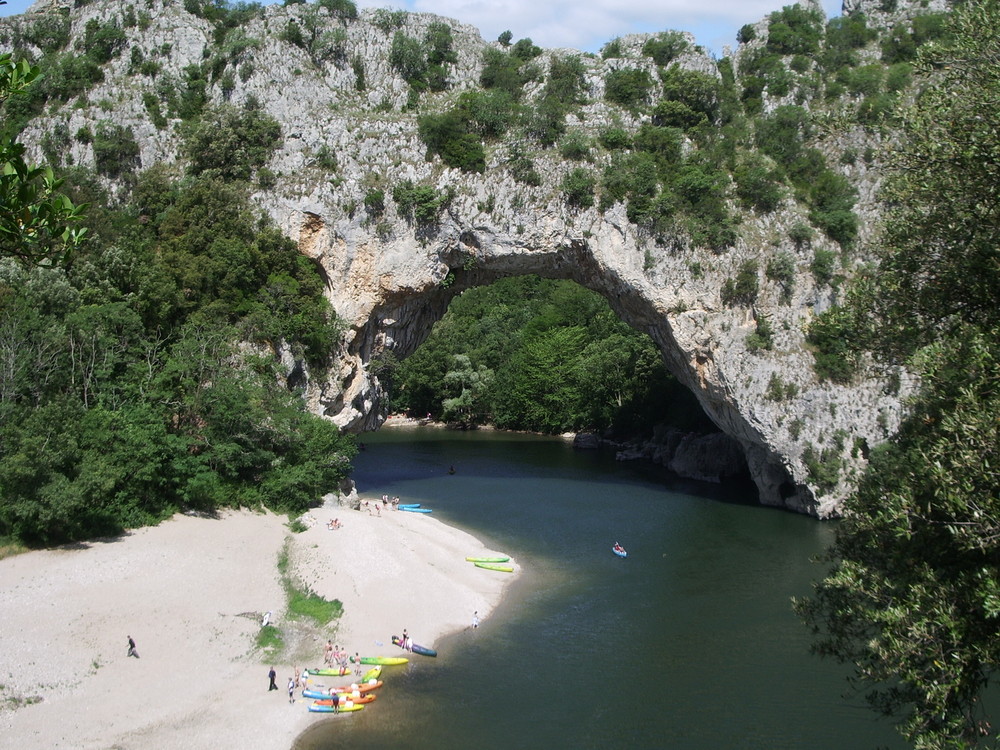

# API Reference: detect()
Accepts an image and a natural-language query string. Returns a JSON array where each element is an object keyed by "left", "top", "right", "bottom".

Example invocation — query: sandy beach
[{"left": 0, "top": 501, "right": 516, "bottom": 749}]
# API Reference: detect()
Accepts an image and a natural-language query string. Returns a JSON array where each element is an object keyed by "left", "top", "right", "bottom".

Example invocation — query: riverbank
[{"left": 0, "top": 505, "right": 515, "bottom": 749}]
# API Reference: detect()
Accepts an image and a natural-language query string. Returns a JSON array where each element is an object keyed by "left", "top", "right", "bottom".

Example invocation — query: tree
[
  {"left": 797, "top": 4, "right": 1000, "bottom": 747},
  {"left": 0, "top": 55, "right": 88, "bottom": 267}
]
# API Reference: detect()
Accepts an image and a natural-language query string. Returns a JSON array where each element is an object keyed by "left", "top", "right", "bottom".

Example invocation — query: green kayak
[
  {"left": 349, "top": 655, "right": 409, "bottom": 666},
  {"left": 474, "top": 561, "right": 514, "bottom": 573},
  {"left": 465, "top": 556, "right": 510, "bottom": 563}
]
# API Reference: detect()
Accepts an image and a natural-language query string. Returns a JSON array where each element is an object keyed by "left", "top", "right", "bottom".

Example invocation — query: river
[{"left": 294, "top": 426, "right": 903, "bottom": 750}]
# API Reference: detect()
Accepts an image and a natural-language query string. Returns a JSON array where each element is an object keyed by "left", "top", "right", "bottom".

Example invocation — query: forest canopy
[{"left": 0, "top": 58, "right": 355, "bottom": 546}]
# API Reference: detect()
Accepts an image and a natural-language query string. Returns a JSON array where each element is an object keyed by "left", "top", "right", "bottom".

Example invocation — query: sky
[{"left": 0, "top": 0, "right": 845, "bottom": 56}]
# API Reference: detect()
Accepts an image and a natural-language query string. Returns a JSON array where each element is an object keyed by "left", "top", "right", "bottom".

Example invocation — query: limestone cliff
[{"left": 2, "top": 0, "right": 942, "bottom": 516}]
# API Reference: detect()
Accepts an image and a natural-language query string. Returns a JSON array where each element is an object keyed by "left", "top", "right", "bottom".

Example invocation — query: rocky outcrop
[
  {"left": 2, "top": 0, "right": 934, "bottom": 517},
  {"left": 614, "top": 429, "right": 749, "bottom": 485}
]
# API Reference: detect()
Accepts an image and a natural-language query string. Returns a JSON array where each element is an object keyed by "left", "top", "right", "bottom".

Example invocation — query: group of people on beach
[{"left": 323, "top": 640, "right": 350, "bottom": 669}]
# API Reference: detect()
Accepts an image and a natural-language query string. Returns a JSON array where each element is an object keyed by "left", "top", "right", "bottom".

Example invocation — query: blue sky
[{"left": 0, "top": 0, "right": 844, "bottom": 56}]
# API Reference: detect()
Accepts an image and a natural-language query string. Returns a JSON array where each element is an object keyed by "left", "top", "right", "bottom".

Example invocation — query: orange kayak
[{"left": 314, "top": 693, "right": 376, "bottom": 706}]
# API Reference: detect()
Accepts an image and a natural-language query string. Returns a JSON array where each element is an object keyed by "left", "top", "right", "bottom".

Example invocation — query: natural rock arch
[{"left": 290, "top": 202, "right": 906, "bottom": 520}]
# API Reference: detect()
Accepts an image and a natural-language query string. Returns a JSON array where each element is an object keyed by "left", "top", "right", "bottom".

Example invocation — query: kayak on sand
[
  {"left": 465, "top": 556, "right": 510, "bottom": 563},
  {"left": 392, "top": 634, "right": 437, "bottom": 657},
  {"left": 349, "top": 655, "right": 408, "bottom": 666},
  {"left": 474, "top": 561, "right": 514, "bottom": 573}
]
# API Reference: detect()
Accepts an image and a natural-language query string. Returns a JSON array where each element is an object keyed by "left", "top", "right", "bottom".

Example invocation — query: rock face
[{"left": 3, "top": 0, "right": 932, "bottom": 517}]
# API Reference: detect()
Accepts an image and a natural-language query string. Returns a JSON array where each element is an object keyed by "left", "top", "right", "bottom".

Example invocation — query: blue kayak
[{"left": 400, "top": 506, "right": 432, "bottom": 513}]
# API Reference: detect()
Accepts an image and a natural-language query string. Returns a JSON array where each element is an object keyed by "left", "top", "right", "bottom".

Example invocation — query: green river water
[{"left": 294, "top": 427, "right": 904, "bottom": 750}]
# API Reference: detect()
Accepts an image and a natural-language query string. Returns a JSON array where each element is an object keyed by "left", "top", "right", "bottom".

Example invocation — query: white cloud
[{"left": 371, "top": 0, "right": 844, "bottom": 54}]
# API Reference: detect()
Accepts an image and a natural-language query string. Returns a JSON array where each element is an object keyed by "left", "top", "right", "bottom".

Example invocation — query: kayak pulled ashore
[
  {"left": 400, "top": 506, "right": 432, "bottom": 513},
  {"left": 465, "top": 556, "right": 510, "bottom": 563},
  {"left": 349, "top": 655, "right": 409, "bottom": 666},
  {"left": 303, "top": 681, "right": 382, "bottom": 700},
  {"left": 392, "top": 634, "right": 437, "bottom": 657},
  {"left": 397, "top": 503, "right": 421, "bottom": 509},
  {"left": 474, "top": 561, "right": 514, "bottom": 573},
  {"left": 314, "top": 693, "right": 376, "bottom": 705},
  {"left": 308, "top": 701, "right": 364, "bottom": 713},
  {"left": 305, "top": 666, "right": 353, "bottom": 677}
]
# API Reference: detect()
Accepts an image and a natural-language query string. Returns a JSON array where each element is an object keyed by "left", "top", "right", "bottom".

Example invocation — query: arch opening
[{"left": 349, "top": 269, "right": 773, "bottom": 499}]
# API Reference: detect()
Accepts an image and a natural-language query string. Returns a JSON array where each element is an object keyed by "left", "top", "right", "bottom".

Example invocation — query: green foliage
[
  {"left": 392, "top": 180, "right": 449, "bottom": 226},
  {"left": 417, "top": 110, "right": 485, "bottom": 173},
  {"left": 479, "top": 47, "right": 531, "bottom": 97},
  {"left": 598, "top": 127, "right": 632, "bottom": 150},
  {"left": 737, "top": 24, "right": 757, "bottom": 44},
  {"left": 765, "top": 372, "right": 798, "bottom": 401},
  {"left": 92, "top": 122, "right": 140, "bottom": 178},
  {"left": 371, "top": 8, "right": 406, "bottom": 33},
  {"left": 525, "top": 55, "right": 586, "bottom": 147},
  {"left": 82, "top": 18, "right": 127, "bottom": 65},
  {"left": 559, "top": 130, "right": 591, "bottom": 161},
  {"left": 745, "top": 314, "right": 774, "bottom": 352},
  {"left": 601, "top": 39, "right": 622, "bottom": 59},
  {"left": 505, "top": 143, "right": 541, "bottom": 186},
  {"left": 390, "top": 31, "right": 428, "bottom": 89},
  {"left": 789, "top": 221, "right": 814, "bottom": 249},
  {"left": 733, "top": 154, "right": 784, "bottom": 213},
  {"left": 317, "top": 0, "right": 358, "bottom": 21},
  {"left": 766, "top": 3, "right": 824, "bottom": 56},
  {"left": 393, "top": 276, "right": 706, "bottom": 436},
  {"left": 0, "top": 55, "right": 88, "bottom": 268},
  {"left": 800, "top": 444, "right": 841, "bottom": 493},
  {"left": 363, "top": 188, "right": 385, "bottom": 218},
  {"left": 658, "top": 65, "right": 719, "bottom": 123},
  {"left": 278, "top": 541, "right": 343, "bottom": 625},
  {"left": 880, "top": 13, "right": 950, "bottom": 65},
  {"left": 0, "top": 158, "right": 354, "bottom": 546},
  {"left": 255, "top": 624, "right": 283, "bottom": 655},
  {"left": 806, "top": 305, "right": 860, "bottom": 383},
  {"left": 561, "top": 167, "right": 595, "bottom": 209},
  {"left": 810, "top": 247, "right": 838, "bottom": 287},
  {"left": 765, "top": 252, "right": 796, "bottom": 303},
  {"left": 604, "top": 67, "right": 654, "bottom": 112},
  {"left": 720, "top": 260, "right": 759, "bottom": 307},
  {"left": 642, "top": 31, "right": 688, "bottom": 66},
  {"left": 183, "top": 104, "right": 282, "bottom": 181}
]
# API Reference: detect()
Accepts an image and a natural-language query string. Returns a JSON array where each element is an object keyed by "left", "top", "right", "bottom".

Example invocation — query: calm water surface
[{"left": 294, "top": 427, "right": 903, "bottom": 750}]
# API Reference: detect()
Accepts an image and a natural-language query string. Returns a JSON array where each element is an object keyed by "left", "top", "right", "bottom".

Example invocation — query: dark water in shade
[{"left": 294, "top": 427, "right": 904, "bottom": 750}]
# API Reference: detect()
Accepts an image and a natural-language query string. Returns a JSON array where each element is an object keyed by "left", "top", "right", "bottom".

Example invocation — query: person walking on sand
[
  {"left": 472, "top": 611, "right": 479, "bottom": 629},
  {"left": 127, "top": 635, "right": 139, "bottom": 658},
  {"left": 268, "top": 666, "right": 278, "bottom": 691},
  {"left": 288, "top": 676, "right": 295, "bottom": 703},
  {"left": 324, "top": 640, "right": 334, "bottom": 665}
]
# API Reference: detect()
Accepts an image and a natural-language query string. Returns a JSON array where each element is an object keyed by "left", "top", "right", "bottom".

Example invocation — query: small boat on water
[{"left": 613, "top": 543, "right": 627, "bottom": 558}]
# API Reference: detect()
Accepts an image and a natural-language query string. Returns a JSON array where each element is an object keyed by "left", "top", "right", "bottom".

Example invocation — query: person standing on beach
[
  {"left": 324, "top": 640, "right": 334, "bottom": 665},
  {"left": 472, "top": 611, "right": 479, "bottom": 629},
  {"left": 268, "top": 666, "right": 278, "bottom": 691},
  {"left": 402, "top": 629, "right": 412, "bottom": 651},
  {"left": 127, "top": 635, "right": 138, "bottom": 658},
  {"left": 288, "top": 676, "right": 295, "bottom": 703}
]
